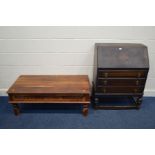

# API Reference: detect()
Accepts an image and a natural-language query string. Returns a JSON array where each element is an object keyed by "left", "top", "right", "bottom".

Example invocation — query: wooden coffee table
[{"left": 7, "top": 75, "right": 90, "bottom": 116}]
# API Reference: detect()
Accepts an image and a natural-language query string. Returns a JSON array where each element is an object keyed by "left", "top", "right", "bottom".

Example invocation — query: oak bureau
[{"left": 92, "top": 43, "right": 149, "bottom": 109}]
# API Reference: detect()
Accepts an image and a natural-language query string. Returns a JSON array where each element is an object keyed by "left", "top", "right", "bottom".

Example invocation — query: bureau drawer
[
  {"left": 96, "top": 86, "right": 144, "bottom": 94},
  {"left": 97, "top": 78, "right": 146, "bottom": 86},
  {"left": 98, "top": 70, "right": 147, "bottom": 78}
]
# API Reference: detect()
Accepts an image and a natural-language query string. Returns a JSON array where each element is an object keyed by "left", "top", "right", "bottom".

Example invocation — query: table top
[
  {"left": 96, "top": 43, "right": 149, "bottom": 69},
  {"left": 7, "top": 75, "right": 90, "bottom": 94}
]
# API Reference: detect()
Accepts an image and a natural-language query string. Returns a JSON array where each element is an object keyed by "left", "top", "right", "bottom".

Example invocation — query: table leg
[
  {"left": 12, "top": 104, "right": 20, "bottom": 116},
  {"left": 82, "top": 104, "right": 88, "bottom": 116}
]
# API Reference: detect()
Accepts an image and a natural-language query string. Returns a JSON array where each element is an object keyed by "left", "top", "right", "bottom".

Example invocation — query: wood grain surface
[{"left": 7, "top": 75, "right": 90, "bottom": 94}]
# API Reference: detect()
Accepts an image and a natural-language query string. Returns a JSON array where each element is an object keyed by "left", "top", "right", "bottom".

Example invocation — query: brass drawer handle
[
  {"left": 134, "top": 89, "right": 138, "bottom": 93},
  {"left": 103, "top": 88, "right": 106, "bottom": 93},
  {"left": 136, "top": 80, "right": 139, "bottom": 85},
  {"left": 103, "top": 80, "right": 107, "bottom": 85},
  {"left": 137, "top": 73, "right": 141, "bottom": 78},
  {"left": 104, "top": 73, "right": 108, "bottom": 78}
]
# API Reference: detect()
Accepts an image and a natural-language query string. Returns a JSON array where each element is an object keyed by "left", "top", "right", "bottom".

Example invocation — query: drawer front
[
  {"left": 9, "top": 94, "right": 85, "bottom": 101},
  {"left": 96, "top": 86, "right": 144, "bottom": 94},
  {"left": 97, "top": 79, "right": 146, "bottom": 86},
  {"left": 98, "top": 70, "right": 147, "bottom": 78}
]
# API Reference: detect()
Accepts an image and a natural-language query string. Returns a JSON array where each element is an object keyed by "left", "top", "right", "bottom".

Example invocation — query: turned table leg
[
  {"left": 82, "top": 104, "right": 88, "bottom": 116},
  {"left": 12, "top": 104, "right": 20, "bottom": 116}
]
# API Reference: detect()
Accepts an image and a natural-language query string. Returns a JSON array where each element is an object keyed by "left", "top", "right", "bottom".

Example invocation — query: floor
[{"left": 0, "top": 96, "right": 155, "bottom": 129}]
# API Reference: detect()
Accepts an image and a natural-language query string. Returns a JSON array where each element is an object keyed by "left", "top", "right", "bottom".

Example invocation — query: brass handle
[
  {"left": 136, "top": 80, "right": 139, "bottom": 85},
  {"left": 104, "top": 73, "right": 108, "bottom": 78},
  {"left": 137, "top": 73, "right": 141, "bottom": 78},
  {"left": 134, "top": 89, "right": 138, "bottom": 93},
  {"left": 103, "top": 80, "right": 107, "bottom": 85},
  {"left": 103, "top": 88, "right": 106, "bottom": 93}
]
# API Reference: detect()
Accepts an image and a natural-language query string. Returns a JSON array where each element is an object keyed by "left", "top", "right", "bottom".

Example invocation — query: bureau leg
[
  {"left": 136, "top": 96, "right": 143, "bottom": 109},
  {"left": 82, "top": 104, "right": 88, "bottom": 116},
  {"left": 93, "top": 97, "right": 99, "bottom": 109},
  {"left": 12, "top": 104, "right": 20, "bottom": 116}
]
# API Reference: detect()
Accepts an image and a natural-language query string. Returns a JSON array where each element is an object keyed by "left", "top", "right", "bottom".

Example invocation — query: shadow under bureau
[{"left": 92, "top": 43, "right": 149, "bottom": 109}]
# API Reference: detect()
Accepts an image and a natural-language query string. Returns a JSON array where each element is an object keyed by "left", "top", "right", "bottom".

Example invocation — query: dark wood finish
[
  {"left": 97, "top": 43, "right": 149, "bottom": 69},
  {"left": 92, "top": 43, "right": 149, "bottom": 109},
  {"left": 7, "top": 75, "right": 90, "bottom": 116},
  {"left": 97, "top": 78, "right": 146, "bottom": 86},
  {"left": 96, "top": 86, "right": 144, "bottom": 94},
  {"left": 98, "top": 70, "right": 147, "bottom": 78},
  {"left": 94, "top": 105, "right": 139, "bottom": 110}
]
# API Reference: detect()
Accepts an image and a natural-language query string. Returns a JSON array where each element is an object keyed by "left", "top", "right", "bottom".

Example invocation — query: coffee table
[{"left": 7, "top": 75, "right": 90, "bottom": 116}]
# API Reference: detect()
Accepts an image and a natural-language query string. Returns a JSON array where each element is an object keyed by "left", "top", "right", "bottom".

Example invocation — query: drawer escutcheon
[
  {"left": 103, "top": 80, "right": 107, "bottom": 85},
  {"left": 104, "top": 73, "right": 108, "bottom": 78},
  {"left": 138, "top": 73, "right": 141, "bottom": 78},
  {"left": 136, "top": 80, "right": 139, "bottom": 85}
]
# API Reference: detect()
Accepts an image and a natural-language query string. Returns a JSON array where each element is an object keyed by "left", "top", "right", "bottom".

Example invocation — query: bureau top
[
  {"left": 7, "top": 75, "right": 90, "bottom": 94},
  {"left": 96, "top": 43, "right": 149, "bottom": 69}
]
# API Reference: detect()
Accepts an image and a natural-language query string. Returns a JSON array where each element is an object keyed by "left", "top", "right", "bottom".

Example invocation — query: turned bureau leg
[
  {"left": 136, "top": 96, "right": 143, "bottom": 109},
  {"left": 12, "top": 104, "right": 20, "bottom": 116},
  {"left": 93, "top": 97, "right": 99, "bottom": 109},
  {"left": 82, "top": 104, "right": 88, "bottom": 116}
]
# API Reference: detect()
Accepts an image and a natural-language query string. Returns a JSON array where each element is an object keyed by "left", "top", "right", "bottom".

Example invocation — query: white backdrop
[{"left": 0, "top": 26, "right": 154, "bottom": 96}]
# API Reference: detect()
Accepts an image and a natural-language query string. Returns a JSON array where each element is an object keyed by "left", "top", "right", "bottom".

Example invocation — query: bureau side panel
[{"left": 93, "top": 44, "right": 98, "bottom": 87}]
